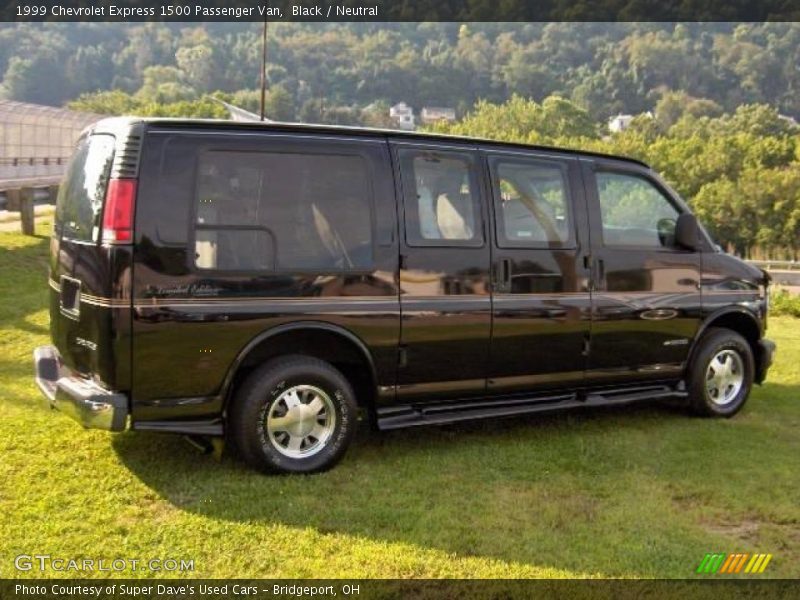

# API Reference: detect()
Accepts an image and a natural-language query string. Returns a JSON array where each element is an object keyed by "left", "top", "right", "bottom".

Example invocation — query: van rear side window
[
  {"left": 193, "top": 151, "right": 373, "bottom": 272},
  {"left": 55, "top": 134, "right": 115, "bottom": 242}
]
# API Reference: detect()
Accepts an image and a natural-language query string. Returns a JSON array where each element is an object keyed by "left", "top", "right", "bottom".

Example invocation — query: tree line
[
  {"left": 1, "top": 22, "right": 797, "bottom": 259},
  {"left": 4, "top": 23, "right": 800, "bottom": 122},
  {"left": 431, "top": 96, "right": 800, "bottom": 260}
]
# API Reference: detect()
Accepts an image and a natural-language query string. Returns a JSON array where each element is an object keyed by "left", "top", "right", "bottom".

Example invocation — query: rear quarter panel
[{"left": 130, "top": 128, "right": 400, "bottom": 422}]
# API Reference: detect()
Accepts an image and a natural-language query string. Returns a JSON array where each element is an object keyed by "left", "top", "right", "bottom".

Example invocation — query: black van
[{"left": 34, "top": 117, "right": 775, "bottom": 473}]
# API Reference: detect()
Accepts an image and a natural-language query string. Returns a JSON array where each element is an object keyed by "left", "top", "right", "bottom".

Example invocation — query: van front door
[
  {"left": 485, "top": 151, "right": 592, "bottom": 395},
  {"left": 392, "top": 142, "right": 492, "bottom": 402},
  {"left": 583, "top": 159, "right": 703, "bottom": 383}
]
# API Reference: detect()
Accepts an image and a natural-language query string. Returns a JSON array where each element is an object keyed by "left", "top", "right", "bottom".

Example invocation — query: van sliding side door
[{"left": 391, "top": 140, "right": 492, "bottom": 403}]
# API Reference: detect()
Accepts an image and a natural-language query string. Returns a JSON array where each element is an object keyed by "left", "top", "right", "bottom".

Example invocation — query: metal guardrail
[
  {"left": 0, "top": 156, "right": 69, "bottom": 167},
  {"left": 0, "top": 182, "right": 60, "bottom": 235},
  {"left": 0, "top": 175, "right": 62, "bottom": 192},
  {"left": 747, "top": 260, "right": 800, "bottom": 271}
]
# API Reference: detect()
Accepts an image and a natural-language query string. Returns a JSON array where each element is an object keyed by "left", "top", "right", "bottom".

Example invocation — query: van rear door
[{"left": 50, "top": 130, "right": 134, "bottom": 390}]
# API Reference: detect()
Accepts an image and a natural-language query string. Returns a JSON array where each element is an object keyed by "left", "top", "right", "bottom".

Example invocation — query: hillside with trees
[
  {"left": 430, "top": 96, "right": 800, "bottom": 260},
  {"left": 0, "top": 22, "right": 797, "bottom": 259},
  {"left": 3, "top": 23, "right": 800, "bottom": 122}
]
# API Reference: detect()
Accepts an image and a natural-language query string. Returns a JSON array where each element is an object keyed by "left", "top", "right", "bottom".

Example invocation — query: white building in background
[
  {"left": 420, "top": 107, "right": 456, "bottom": 125},
  {"left": 389, "top": 102, "right": 416, "bottom": 131},
  {"left": 608, "top": 113, "right": 635, "bottom": 133}
]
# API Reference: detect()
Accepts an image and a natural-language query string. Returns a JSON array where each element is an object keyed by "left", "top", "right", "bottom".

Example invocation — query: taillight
[{"left": 101, "top": 178, "right": 136, "bottom": 243}]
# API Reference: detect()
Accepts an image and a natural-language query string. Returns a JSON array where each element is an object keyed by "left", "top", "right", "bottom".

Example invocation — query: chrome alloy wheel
[
  {"left": 266, "top": 385, "right": 336, "bottom": 458},
  {"left": 705, "top": 349, "right": 745, "bottom": 406}
]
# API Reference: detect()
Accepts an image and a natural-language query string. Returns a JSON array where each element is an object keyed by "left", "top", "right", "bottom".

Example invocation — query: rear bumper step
[{"left": 33, "top": 345, "right": 128, "bottom": 432}]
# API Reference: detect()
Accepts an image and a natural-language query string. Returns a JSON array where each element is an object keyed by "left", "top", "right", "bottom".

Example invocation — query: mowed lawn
[{"left": 1, "top": 222, "right": 798, "bottom": 579}]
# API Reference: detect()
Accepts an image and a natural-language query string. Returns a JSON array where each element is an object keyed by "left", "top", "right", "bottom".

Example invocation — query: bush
[{"left": 771, "top": 288, "right": 800, "bottom": 318}]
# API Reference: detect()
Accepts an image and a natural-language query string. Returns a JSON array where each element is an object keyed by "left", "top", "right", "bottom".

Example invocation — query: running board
[{"left": 377, "top": 385, "right": 687, "bottom": 430}]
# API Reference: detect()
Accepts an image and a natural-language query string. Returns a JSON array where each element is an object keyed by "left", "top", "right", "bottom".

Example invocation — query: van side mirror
[{"left": 674, "top": 213, "right": 699, "bottom": 251}]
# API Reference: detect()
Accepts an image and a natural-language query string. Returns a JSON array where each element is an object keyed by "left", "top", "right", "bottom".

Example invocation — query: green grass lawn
[{"left": 1, "top": 222, "right": 798, "bottom": 580}]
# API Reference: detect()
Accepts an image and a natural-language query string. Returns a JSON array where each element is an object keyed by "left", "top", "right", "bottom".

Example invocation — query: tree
[
  {"left": 2, "top": 51, "right": 70, "bottom": 105},
  {"left": 654, "top": 90, "right": 722, "bottom": 128},
  {"left": 136, "top": 66, "right": 195, "bottom": 103},
  {"left": 428, "top": 95, "right": 598, "bottom": 143},
  {"left": 263, "top": 86, "right": 294, "bottom": 121}
]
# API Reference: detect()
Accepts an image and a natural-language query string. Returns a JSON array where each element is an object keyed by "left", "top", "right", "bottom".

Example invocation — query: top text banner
[{"left": 5, "top": 0, "right": 800, "bottom": 22}]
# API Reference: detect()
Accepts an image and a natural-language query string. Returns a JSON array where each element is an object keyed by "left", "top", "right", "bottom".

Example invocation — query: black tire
[
  {"left": 228, "top": 355, "right": 358, "bottom": 474},
  {"left": 688, "top": 327, "right": 754, "bottom": 417}
]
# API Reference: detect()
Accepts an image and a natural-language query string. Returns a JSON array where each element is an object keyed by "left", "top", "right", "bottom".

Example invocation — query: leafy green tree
[
  {"left": 429, "top": 95, "right": 598, "bottom": 142},
  {"left": 136, "top": 66, "right": 195, "bottom": 103},
  {"left": 2, "top": 51, "right": 70, "bottom": 105},
  {"left": 654, "top": 90, "right": 722, "bottom": 128},
  {"left": 68, "top": 90, "right": 139, "bottom": 114},
  {"left": 263, "top": 86, "right": 294, "bottom": 121}
]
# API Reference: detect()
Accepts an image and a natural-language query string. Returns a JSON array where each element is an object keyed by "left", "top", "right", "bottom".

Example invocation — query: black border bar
[
  {"left": 4, "top": 0, "right": 800, "bottom": 22},
  {"left": 3, "top": 579, "right": 800, "bottom": 599}
]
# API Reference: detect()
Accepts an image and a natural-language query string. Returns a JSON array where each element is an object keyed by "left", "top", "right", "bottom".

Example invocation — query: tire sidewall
[
  {"left": 241, "top": 360, "right": 357, "bottom": 473},
  {"left": 693, "top": 331, "right": 754, "bottom": 417}
]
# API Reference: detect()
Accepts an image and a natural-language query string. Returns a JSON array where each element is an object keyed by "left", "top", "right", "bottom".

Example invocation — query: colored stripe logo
[{"left": 696, "top": 553, "right": 773, "bottom": 574}]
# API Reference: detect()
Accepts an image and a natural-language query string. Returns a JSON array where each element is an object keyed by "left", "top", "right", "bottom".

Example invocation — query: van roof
[{"left": 89, "top": 116, "right": 651, "bottom": 169}]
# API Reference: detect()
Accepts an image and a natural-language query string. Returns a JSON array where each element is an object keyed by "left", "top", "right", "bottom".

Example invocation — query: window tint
[
  {"left": 56, "top": 134, "right": 115, "bottom": 242},
  {"left": 194, "top": 151, "right": 373, "bottom": 271},
  {"left": 596, "top": 172, "right": 680, "bottom": 247},
  {"left": 399, "top": 150, "right": 482, "bottom": 246},
  {"left": 493, "top": 159, "right": 572, "bottom": 247}
]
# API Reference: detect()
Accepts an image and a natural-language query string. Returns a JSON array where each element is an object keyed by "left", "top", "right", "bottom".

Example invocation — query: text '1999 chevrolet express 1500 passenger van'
[{"left": 34, "top": 118, "right": 775, "bottom": 473}]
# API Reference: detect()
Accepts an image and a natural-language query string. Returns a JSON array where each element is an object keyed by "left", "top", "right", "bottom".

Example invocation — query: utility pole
[{"left": 260, "top": 15, "right": 268, "bottom": 121}]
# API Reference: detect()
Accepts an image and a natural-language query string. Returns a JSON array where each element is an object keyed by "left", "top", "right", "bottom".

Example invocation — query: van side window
[
  {"left": 596, "top": 172, "right": 680, "bottom": 248},
  {"left": 491, "top": 158, "right": 573, "bottom": 247},
  {"left": 399, "top": 150, "right": 482, "bottom": 246},
  {"left": 193, "top": 151, "right": 373, "bottom": 272}
]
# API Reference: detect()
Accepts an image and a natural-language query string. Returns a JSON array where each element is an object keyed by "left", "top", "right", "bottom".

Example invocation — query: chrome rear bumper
[{"left": 33, "top": 345, "right": 128, "bottom": 432}]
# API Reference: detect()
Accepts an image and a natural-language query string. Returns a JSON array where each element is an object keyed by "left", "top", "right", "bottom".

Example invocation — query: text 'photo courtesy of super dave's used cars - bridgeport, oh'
[{"left": 33, "top": 116, "right": 775, "bottom": 474}]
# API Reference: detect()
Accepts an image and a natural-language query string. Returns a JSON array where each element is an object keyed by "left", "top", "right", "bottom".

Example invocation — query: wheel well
[
  {"left": 701, "top": 311, "right": 761, "bottom": 355},
  {"left": 225, "top": 327, "right": 377, "bottom": 417},
  {"left": 708, "top": 312, "right": 761, "bottom": 353}
]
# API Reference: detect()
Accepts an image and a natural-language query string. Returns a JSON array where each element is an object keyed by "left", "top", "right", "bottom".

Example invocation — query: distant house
[
  {"left": 389, "top": 102, "right": 416, "bottom": 131},
  {"left": 608, "top": 114, "right": 634, "bottom": 133},
  {"left": 420, "top": 107, "right": 456, "bottom": 124}
]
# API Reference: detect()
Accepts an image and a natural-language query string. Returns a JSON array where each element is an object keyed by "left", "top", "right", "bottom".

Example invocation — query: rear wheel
[
  {"left": 229, "top": 356, "right": 358, "bottom": 474},
  {"left": 688, "top": 328, "right": 754, "bottom": 417}
]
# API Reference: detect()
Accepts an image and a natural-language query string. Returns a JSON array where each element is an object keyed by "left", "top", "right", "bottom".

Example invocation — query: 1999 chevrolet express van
[{"left": 34, "top": 118, "right": 775, "bottom": 473}]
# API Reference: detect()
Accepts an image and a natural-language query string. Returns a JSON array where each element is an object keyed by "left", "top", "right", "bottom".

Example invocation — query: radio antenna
[{"left": 260, "top": 14, "right": 268, "bottom": 121}]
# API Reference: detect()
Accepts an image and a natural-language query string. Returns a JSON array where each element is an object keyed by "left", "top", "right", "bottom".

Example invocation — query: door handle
[
  {"left": 586, "top": 256, "right": 605, "bottom": 291},
  {"left": 495, "top": 258, "right": 512, "bottom": 292},
  {"left": 596, "top": 258, "right": 605, "bottom": 284}
]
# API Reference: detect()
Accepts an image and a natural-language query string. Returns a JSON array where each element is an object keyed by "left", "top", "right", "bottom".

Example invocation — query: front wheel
[
  {"left": 229, "top": 356, "right": 358, "bottom": 474},
  {"left": 688, "top": 328, "right": 754, "bottom": 417}
]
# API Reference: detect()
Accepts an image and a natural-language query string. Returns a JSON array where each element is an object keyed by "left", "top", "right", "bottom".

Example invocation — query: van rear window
[
  {"left": 55, "top": 134, "right": 115, "bottom": 242},
  {"left": 193, "top": 150, "right": 373, "bottom": 272}
]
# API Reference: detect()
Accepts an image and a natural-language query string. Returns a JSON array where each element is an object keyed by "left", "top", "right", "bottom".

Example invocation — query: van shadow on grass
[{"left": 110, "top": 392, "right": 800, "bottom": 578}]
